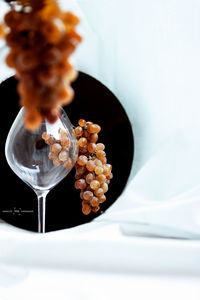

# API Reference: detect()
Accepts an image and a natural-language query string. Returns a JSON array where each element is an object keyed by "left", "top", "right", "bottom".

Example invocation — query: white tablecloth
[{"left": 1, "top": 0, "right": 200, "bottom": 299}]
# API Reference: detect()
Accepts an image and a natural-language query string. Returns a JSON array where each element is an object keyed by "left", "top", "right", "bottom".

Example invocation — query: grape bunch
[
  {"left": 42, "top": 128, "right": 74, "bottom": 169},
  {"left": 74, "top": 119, "right": 113, "bottom": 215},
  {"left": 3, "top": 0, "right": 81, "bottom": 130}
]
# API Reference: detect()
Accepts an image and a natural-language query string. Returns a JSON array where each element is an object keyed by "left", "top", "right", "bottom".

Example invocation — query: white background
[
  {"left": 0, "top": 0, "right": 200, "bottom": 299},
  {"left": 73, "top": 0, "right": 200, "bottom": 179}
]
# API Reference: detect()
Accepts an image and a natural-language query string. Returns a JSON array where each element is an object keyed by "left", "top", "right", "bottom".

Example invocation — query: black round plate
[{"left": 0, "top": 72, "right": 134, "bottom": 232}]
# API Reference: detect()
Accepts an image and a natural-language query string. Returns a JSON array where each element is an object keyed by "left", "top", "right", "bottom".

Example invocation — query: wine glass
[{"left": 5, "top": 107, "right": 78, "bottom": 233}]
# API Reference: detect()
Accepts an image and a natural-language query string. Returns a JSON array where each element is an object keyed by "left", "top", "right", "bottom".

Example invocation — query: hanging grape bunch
[
  {"left": 2, "top": 0, "right": 82, "bottom": 130},
  {"left": 74, "top": 119, "right": 113, "bottom": 215},
  {"left": 42, "top": 119, "right": 113, "bottom": 215}
]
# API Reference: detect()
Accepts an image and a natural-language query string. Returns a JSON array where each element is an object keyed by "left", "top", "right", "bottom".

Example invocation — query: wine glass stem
[{"left": 37, "top": 191, "right": 48, "bottom": 233}]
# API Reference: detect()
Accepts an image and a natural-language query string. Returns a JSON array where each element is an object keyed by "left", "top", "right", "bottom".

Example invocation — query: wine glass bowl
[{"left": 5, "top": 106, "right": 78, "bottom": 233}]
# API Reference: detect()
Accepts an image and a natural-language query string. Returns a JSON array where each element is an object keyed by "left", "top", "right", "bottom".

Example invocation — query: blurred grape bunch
[
  {"left": 0, "top": 0, "right": 82, "bottom": 130},
  {"left": 0, "top": 23, "right": 5, "bottom": 37}
]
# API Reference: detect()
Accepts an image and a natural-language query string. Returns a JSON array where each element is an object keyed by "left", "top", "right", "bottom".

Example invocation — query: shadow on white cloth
[{"left": 98, "top": 128, "right": 200, "bottom": 239}]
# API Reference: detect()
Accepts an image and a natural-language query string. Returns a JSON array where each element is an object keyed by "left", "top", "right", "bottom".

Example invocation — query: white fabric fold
[{"left": 98, "top": 128, "right": 200, "bottom": 238}]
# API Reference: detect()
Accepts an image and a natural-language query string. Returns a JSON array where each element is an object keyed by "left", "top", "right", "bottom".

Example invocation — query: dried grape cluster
[
  {"left": 41, "top": 119, "right": 113, "bottom": 215},
  {"left": 74, "top": 119, "right": 113, "bottom": 215},
  {"left": 42, "top": 128, "right": 74, "bottom": 169},
  {"left": 3, "top": 0, "right": 81, "bottom": 130}
]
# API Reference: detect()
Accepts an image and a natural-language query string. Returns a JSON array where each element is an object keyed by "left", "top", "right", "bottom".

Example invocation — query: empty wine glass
[{"left": 5, "top": 107, "right": 78, "bottom": 233}]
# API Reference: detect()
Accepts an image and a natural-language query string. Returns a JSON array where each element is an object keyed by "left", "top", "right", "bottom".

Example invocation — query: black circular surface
[{"left": 0, "top": 72, "right": 134, "bottom": 232}]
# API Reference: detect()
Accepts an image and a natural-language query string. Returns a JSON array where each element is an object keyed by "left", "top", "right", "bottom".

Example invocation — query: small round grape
[
  {"left": 95, "top": 166, "right": 104, "bottom": 175},
  {"left": 61, "top": 136, "right": 70, "bottom": 147},
  {"left": 101, "top": 182, "right": 108, "bottom": 193},
  {"left": 96, "top": 174, "right": 106, "bottom": 184},
  {"left": 87, "top": 124, "right": 101, "bottom": 134},
  {"left": 106, "top": 164, "right": 112, "bottom": 171},
  {"left": 103, "top": 165, "right": 111, "bottom": 176},
  {"left": 82, "top": 203, "right": 91, "bottom": 215},
  {"left": 107, "top": 172, "right": 113, "bottom": 180},
  {"left": 42, "top": 132, "right": 50, "bottom": 140},
  {"left": 90, "top": 197, "right": 99, "bottom": 207},
  {"left": 101, "top": 157, "right": 107, "bottom": 164},
  {"left": 88, "top": 143, "right": 96, "bottom": 153},
  {"left": 86, "top": 160, "right": 96, "bottom": 172},
  {"left": 94, "top": 159, "right": 102, "bottom": 167},
  {"left": 90, "top": 180, "right": 100, "bottom": 190},
  {"left": 85, "top": 173, "right": 95, "bottom": 184},
  {"left": 96, "top": 143, "right": 105, "bottom": 151},
  {"left": 96, "top": 150, "right": 106, "bottom": 160},
  {"left": 99, "top": 194, "right": 106, "bottom": 203},
  {"left": 75, "top": 126, "right": 83, "bottom": 137},
  {"left": 89, "top": 133, "right": 98, "bottom": 143},
  {"left": 48, "top": 152, "right": 56, "bottom": 160},
  {"left": 94, "top": 188, "right": 104, "bottom": 197},
  {"left": 45, "top": 136, "right": 56, "bottom": 145},
  {"left": 78, "top": 119, "right": 87, "bottom": 127},
  {"left": 75, "top": 179, "right": 87, "bottom": 190},
  {"left": 63, "top": 158, "right": 73, "bottom": 169},
  {"left": 76, "top": 165, "right": 86, "bottom": 175},
  {"left": 79, "top": 145, "right": 88, "bottom": 154},
  {"left": 77, "top": 155, "right": 88, "bottom": 166},
  {"left": 51, "top": 143, "right": 62, "bottom": 154},
  {"left": 58, "top": 150, "right": 69, "bottom": 161},
  {"left": 83, "top": 191, "right": 93, "bottom": 201},
  {"left": 59, "top": 128, "right": 68, "bottom": 137},
  {"left": 38, "top": 68, "right": 58, "bottom": 87},
  {"left": 78, "top": 137, "right": 87, "bottom": 147},
  {"left": 92, "top": 205, "right": 100, "bottom": 213}
]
